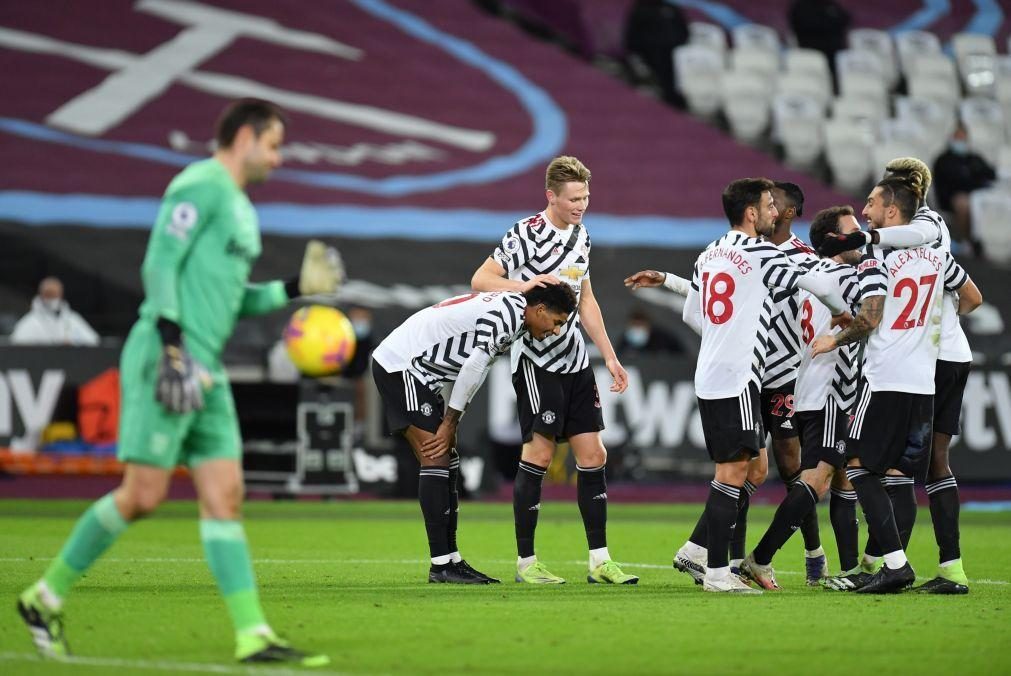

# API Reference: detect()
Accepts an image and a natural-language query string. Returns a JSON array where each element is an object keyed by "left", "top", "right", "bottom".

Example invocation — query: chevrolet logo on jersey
[{"left": 560, "top": 265, "right": 585, "bottom": 281}]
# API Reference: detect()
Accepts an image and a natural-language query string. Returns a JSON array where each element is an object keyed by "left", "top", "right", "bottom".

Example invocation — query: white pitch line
[
  {"left": 0, "top": 651, "right": 351, "bottom": 675},
  {"left": 3, "top": 556, "right": 1008, "bottom": 585}
]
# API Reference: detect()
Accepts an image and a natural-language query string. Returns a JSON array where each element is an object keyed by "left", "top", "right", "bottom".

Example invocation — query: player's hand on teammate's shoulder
[
  {"left": 297, "top": 240, "right": 345, "bottom": 296},
  {"left": 623, "top": 270, "right": 664, "bottom": 289},
  {"left": 520, "top": 274, "right": 562, "bottom": 293},
  {"left": 830, "top": 311, "right": 853, "bottom": 329},
  {"left": 810, "top": 334, "right": 838, "bottom": 357},
  {"left": 606, "top": 357, "right": 628, "bottom": 394}
]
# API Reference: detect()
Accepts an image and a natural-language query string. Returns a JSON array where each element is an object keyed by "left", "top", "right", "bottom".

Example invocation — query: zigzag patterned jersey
[{"left": 491, "top": 211, "right": 591, "bottom": 373}]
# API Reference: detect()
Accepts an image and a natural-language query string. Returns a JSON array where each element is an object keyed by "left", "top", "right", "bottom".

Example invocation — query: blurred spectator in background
[
  {"left": 617, "top": 308, "right": 685, "bottom": 356},
  {"left": 10, "top": 276, "right": 99, "bottom": 345},
  {"left": 789, "top": 0, "right": 850, "bottom": 86},
  {"left": 933, "top": 123, "right": 995, "bottom": 257},
  {"left": 624, "top": 0, "right": 688, "bottom": 107}
]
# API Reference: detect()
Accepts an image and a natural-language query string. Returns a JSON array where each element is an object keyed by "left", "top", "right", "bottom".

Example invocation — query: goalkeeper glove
[
  {"left": 817, "top": 230, "right": 875, "bottom": 257},
  {"left": 293, "top": 240, "right": 345, "bottom": 297},
  {"left": 155, "top": 318, "right": 209, "bottom": 414}
]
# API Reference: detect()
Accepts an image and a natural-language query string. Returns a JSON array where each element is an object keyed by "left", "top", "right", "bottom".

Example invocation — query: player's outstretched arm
[
  {"left": 796, "top": 269, "right": 848, "bottom": 317},
  {"left": 810, "top": 295, "right": 884, "bottom": 357},
  {"left": 579, "top": 278, "right": 628, "bottom": 393},
  {"left": 239, "top": 240, "right": 345, "bottom": 317},
  {"left": 818, "top": 219, "right": 940, "bottom": 256},
  {"left": 624, "top": 270, "right": 691, "bottom": 296}
]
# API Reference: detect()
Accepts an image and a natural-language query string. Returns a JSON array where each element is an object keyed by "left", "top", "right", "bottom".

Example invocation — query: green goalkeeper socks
[
  {"left": 200, "top": 519, "right": 267, "bottom": 634},
  {"left": 42, "top": 492, "right": 129, "bottom": 600}
]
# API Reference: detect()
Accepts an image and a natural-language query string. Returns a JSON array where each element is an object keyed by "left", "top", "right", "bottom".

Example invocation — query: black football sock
[
  {"left": 830, "top": 488, "right": 859, "bottom": 571},
  {"left": 706, "top": 481, "right": 741, "bottom": 571},
  {"left": 688, "top": 508, "right": 708, "bottom": 548},
  {"left": 447, "top": 451, "right": 460, "bottom": 555},
  {"left": 786, "top": 472, "right": 821, "bottom": 553},
  {"left": 730, "top": 480, "right": 757, "bottom": 562},
  {"left": 576, "top": 463, "right": 608, "bottom": 551},
  {"left": 418, "top": 467, "right": 451, "bottom": 561},
  {"left": 884, "top": 475, "right": 917, "bottom": 550},
  {"left": 752, "top": 481, "right": 818, "bottom": 566},
  {"left": 514, "top": 460, "right": 546, "bottom": 558},
  {"left": 926, "top": 475, "right": 961, "bottom": 564},
  {"left": 848, "top": 468, "right": 902, "bottom": 558}
]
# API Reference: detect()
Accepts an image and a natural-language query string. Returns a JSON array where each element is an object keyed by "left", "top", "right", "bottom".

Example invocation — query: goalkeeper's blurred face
[{"left": 242, "top": 118, "right": 285, "bottom": 185}]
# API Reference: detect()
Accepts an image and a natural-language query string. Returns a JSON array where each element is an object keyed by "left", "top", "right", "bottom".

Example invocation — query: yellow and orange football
[{"left": 283, "top": 305, "right": 357, "bottom": 377}]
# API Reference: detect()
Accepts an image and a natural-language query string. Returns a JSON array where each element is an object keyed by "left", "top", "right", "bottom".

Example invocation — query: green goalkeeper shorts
[{"left": 117, "top": 321, "right": 241, "bottom": 469}]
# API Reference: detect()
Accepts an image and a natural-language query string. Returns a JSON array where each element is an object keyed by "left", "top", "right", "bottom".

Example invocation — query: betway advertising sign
[{"left": 2, "top": 349, "right": 1010, "bottom": 482}]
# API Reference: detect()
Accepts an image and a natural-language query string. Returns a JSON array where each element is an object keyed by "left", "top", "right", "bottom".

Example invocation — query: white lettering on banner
[
  {"left": 352, "top": 448, "right": 397, "bottom": 483},
  {"left": 0, "top": 370, "right": 65, "bottom": 450},
  {"left": 615, "top": 367, "right": 701, "bottom": 447},
  {"left": 957, "top": 372, "right": 1011, "bottom": 451},
  {"left": 461, "top": 457, "right": 485, "bottom": 492},
  {"left": 0, "top": 4, "right": 495, "bottom": 150}
]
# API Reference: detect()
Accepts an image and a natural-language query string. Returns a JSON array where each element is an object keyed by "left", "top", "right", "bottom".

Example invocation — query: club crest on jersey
[
  {"left": 420, "top": 402, "right": 434, "bottom": 417},
  {"left": 503, "top": 235, "right": 520, "bottom": 253},
  {"left": 835, "top": 440, "right": 846, "bottom": 454},
  {"left": 541, "top": 410, "right": 556, "bottom": 424}
]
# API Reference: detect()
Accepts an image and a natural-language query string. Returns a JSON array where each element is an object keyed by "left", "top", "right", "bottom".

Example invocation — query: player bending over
[{"left": 371, "top": 284, "right": 577, "bottom": 584}]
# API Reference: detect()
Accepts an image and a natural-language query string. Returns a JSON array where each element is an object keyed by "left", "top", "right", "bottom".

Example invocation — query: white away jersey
[
  {"left": 491, "top": 211, "right": 590, "bottom": 373},
  {"left": 763, "top": 235, "right": 821, "bottom": 388},
  {"left": 858, "top": 241, "right": 968, "bottom": 394},
  {"left": 794, "top": 260, "right": 862, "bottom": 412},
  {"left": 916, "top": 207, "right": 973, "bottom": 363},
  {"left": 688, "top": 230, "right": 810, "bottom": 399},
  {"left": 372, "top": 292, "right": 527, "bottom": 392}
]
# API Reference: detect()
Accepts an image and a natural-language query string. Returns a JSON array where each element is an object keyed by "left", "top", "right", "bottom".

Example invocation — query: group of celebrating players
[
  {"left": 373, "top": 153, "right": 981, "bottom": 597},
  {"left": 17, "top": 97, "right": 982, "bottom": 673}
]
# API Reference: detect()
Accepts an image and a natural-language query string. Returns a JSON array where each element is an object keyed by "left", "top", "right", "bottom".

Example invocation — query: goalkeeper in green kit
[{"left": 17, "top": 99, "right": 341, "bottom": 667}]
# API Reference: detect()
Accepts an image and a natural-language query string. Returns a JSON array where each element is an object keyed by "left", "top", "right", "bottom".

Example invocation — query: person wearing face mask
[
  {"left": 932, "top": 123, "right": 995, "bottom": 256},
  {"left": 10, "top": 277, "right": 99, "bottom": 346},
  {"left": 616, "top": 308, "right": 684, "bottom": 356}
]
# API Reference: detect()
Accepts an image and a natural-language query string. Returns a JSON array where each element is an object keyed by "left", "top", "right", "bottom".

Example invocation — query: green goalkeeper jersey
[{"left": 139, "top": 158, "right": 288, "bottom": 364}]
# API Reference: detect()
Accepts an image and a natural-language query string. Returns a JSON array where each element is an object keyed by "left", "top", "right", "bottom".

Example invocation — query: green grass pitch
[{"left": 1, "top": 499, "right": 1010, "bottom": 675}]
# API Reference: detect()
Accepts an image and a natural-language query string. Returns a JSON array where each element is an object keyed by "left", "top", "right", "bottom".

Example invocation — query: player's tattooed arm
[
  {"left": 810, "top": 296, "right": 883, "bottom": 356},
  {"left": 835, "top": 295, "right": 883, "bottom": 346}
]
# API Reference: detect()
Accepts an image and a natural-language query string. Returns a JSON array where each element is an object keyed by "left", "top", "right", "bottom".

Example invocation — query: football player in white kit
[
  {"left": 818, "top": 158, "right": 983, "bottom": 593},
  {"left": 623, "top": 177, "right": 851, "bottom": 592},
  {"left": 471, "top": 156, "right": 637, "bottom": 585},
  {"left": 372, "top": 284, "right": 577, "bottom": 584},
  {"left": 810, "top": 175, "right": 972, "bottom": 593}
]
